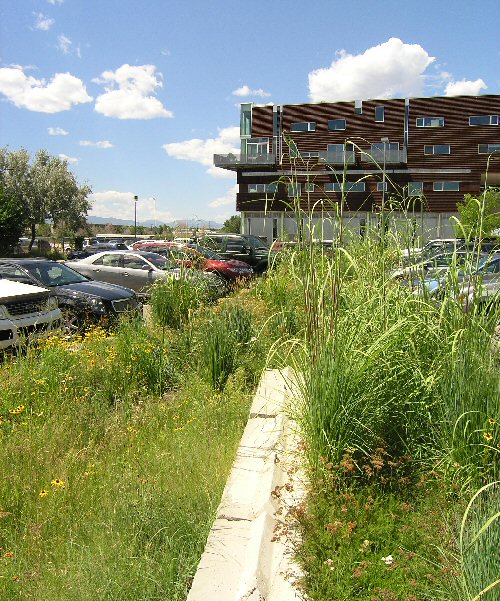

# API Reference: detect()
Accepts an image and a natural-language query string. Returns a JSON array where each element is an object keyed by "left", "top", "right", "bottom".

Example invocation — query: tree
[
  {"left": 221, "top": 215, "right": 241, "bottom": 233},
  {"left": 0, "top": 147, "right": 92, "bottom": 250},
  {"left": 456, "top": 188, "right": 500, "bottom": 239},
  {"left": 0, "top": 185, "right": 28, "bottom": 253}
]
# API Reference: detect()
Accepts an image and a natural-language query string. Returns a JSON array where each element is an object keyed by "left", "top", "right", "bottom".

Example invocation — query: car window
[
  {"left": 98, "top": 254, "right": 122, "bottom": 267},
  {"left": 202, "top": 237, "right": 224, "bottom": 252},
  {"left": 480, "top": 257, "right": 500, "bottom": 274},
  {"left": 24, "top": 263, "right": 88, "bottom": 286},
  {"left": 123, "top": 255, "right": 148, "bottom": 269},
  {"left": 0, "top": 264, "right": 33, "bottom": 284}
]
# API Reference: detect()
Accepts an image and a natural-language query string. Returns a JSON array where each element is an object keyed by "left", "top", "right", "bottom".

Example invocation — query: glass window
[
  {"left": 248, "top": 183, "right": 277, "bottom": 193},
  {"left": 355, "top": 100, "right": 363, "bottom": 114},
  {"left": 290, "top": 122, "right": 316, "bottom": 132},
  {"left": 377, "top": 182, "right": 387, "bottom": 192},
  {"left": 478, "top": 144, "right": 500, "bottom": 154},
  {"left": 287, "top": 183, "right": 302, "bottom": 196},
  {"left": 424, "top": 144, "right": 451, "bottom": 155},
  {"left": 325, "top": 182, "right": 365, "bottom": 192},
  {"left": 240, "top": 105, "right": 252, "bottom": 136},
  {"left": 246, "top": 137, "right": 269, "bottom": 158},
  {"left": 469, "top": 115, "right": 498, "bottom": 126},
  {"left": 408, "top": 182, "right": 423, "bottom": 196},
  {"left": 328, "top": 119, "right": 346, "bottom": 130},
  {"left": 0, "top": 264, "right": 32, "bottom": 284},
  {"left": 100, "top": 254, "right": 122, "bottom": 267},
  {"left": 305, "top": 183, "right": 316, "bottom": 192},
  {"left": 416, "top": 117, "right": 445, "bottom": 127},
  {"left": 371, "top": 142, "right": 399, "bottom": 152},
  {"left": 327, "top": 143, "right": 354, "bottom": 152},
  {"left": 302, "top": 151, "right": 320, "bottom": 157},
  {"left": 375, "top": 106, "right": 385, "bottom": 122},
  {"left": 123, "top": 255, "right": 148, "bottom": 269},
  {"left": 433, "top": 181, "right": 460, "bottom": 191}
]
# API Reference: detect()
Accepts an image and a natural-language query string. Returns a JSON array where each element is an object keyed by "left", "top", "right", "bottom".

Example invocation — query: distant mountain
[{"left": 86, "top": 216, "right": 223, "bottom": 229}]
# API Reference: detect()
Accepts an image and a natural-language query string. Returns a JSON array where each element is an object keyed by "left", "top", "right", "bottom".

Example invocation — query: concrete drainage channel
[{"left": 187, "top": 368, "right": 306, "bottom": 601}]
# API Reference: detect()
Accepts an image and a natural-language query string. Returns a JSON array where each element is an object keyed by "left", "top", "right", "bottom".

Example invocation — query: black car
[
  {"left": 196, "top": 234, "right": 277, "bottom": 273},
  {"left": 0, "top": 258, "right": 139, "bottom": 333},
  {"left": 67, "top": 242, "right": 129, "bottom": 260}
]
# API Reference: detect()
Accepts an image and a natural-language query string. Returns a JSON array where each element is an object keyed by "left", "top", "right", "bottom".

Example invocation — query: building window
[
  {"left": 371, "top": 142, "right": 400, "bottom": 153},
  {"left": 424, "top": 144, "right": 451, "bottom": 155},
  {"left": 302, "top": 151, "right": 320, "bottom": 158},
  {"left": 290, "top": 121, "right": 316, "bottom": 132},
  {"left": 287, "top": 183, "right": 302, "bottom": 196},
  {"left": 408, "top": 182, "right": 423, "bottom": 196},
  {"left": 328, "top": 119, "right": 346, "bottom": 131},
  {"left": 433, "top": 181, "right": 460, "bottom": 192},
  {"left": 246, "top": 137, "right": 269, "bottom": 158},
  {"left": 272, "top": 218, "right": 278, "bottom": 240},
  {"left": 355, "top": 100, "right": 363, "bottom": 114},
  {"left": 375, "top": 106, "right": 385, "bottom": 122},
  {"left": 478, "top": 143, "right": 500, "bottom": 154},
  {"left": 325, "top": 182, "right": 365, "bottom": 192},
  {"left": 469, "top": 115, "right": 499, "bottom": 126},
  {"left": 305, "top": 183, "right": 316, "bottom": 192},
  {"left": 416, "top": 117, "right": 445, "bottom": 127},
  {"left": 248, "top": 183, "right": 277, "bottom": 193},
  {"left": 327, "top": 143, "right": 354, "bottom": 152},
  {"left": 377, "top": 182, "right": 387, "bottom": 192}
]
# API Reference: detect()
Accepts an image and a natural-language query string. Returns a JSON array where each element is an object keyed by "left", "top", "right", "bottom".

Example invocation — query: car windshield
[
  {"left": 245, "top": 236, "right": 269, "bottom": 250},
  {"left": 141, "top": 253, "right": 175, "bottom": 270},
  {"left": 25, "top": 262, "right": 88, "bottom": 287},
  {"left": 189, "top": 244, "right": 224, "bottom": 260}
]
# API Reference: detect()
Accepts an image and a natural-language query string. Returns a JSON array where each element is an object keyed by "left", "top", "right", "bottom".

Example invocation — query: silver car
[
  {"left": 458, "top": 253, "right": 500, "bottom": 311},
  {"left": 65, "top": 250, "right": 222, "bottom": 295}
]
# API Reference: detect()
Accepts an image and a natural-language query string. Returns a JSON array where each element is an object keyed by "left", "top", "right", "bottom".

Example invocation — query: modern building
[{"left": 214, "top": 95, "right": 500, "bottom": 244}]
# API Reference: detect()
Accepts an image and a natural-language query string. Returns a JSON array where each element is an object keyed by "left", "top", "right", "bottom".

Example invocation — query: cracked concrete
[{"left": 186, "top": 368, "right": 306, "bottom": 601}]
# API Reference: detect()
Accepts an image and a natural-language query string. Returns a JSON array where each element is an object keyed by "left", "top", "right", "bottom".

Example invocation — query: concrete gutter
[{"left": 187, "top": 368, "right": 306, "bottom": 601}]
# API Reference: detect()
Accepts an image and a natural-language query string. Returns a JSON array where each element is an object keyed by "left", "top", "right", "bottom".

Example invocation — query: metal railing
[
  {"left": 364, "top": 149, "right": 407, "bottom": 164},
  {"left": 214, "top": 153, "right": 276, "bottom": 168},
  {"left": 318, "top": 150, "right": 356, "bottom": 165}
]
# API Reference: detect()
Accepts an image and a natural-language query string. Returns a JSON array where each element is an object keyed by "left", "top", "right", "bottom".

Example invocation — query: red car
[{"left": 131, "top": 242, "right": 254, "bottom": 282}]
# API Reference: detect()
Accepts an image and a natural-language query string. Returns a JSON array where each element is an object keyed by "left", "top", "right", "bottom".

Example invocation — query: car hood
[{"left": 54, "top": 280, "right": 136, "bottom": 300}]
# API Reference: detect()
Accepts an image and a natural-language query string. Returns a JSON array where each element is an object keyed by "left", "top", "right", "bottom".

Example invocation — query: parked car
[
  {"left": 0, "top": 258, "right": 139, "bottom": 333},
  {"left": 196, "top": 234, "right": 277, "bottom": 273},
  {"left": 16, "top": 237, "right": 52, "bottom": 254},
  {"left": 132, "top": 241, "right": 254, "bottom": 282},
  {"left": 0, "top": 279, "right": 61, "bottom": 351},
  {"left": 66, "top": 250, "right": 223, "bottom": 295},
  {"left": 67, "top": 241, "right": 130, "bottom": 259},
  {"left": 392, "top": 250, "right": 485, "bottom": 282},
  {"left": 458, "top": 253, "right": 500, "bottom": 311}
]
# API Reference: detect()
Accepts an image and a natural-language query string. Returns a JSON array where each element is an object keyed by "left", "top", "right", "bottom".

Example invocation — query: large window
[
  {"left": 246, "top": 137, "right": 269, "bottom": 158},
  {"left": 424, "top": 144, "right": 451, "bottom": 155},
  {"left": 416, "top": 117, "right": 445, "bottom": 127},
  {"left": 328, "top": 119, "right": 346, "bottom": 131},
  {"left": 469, "top": 115, "right": 498, "bottom": 126},
  {"left": 478, "top": 143, "right": 500, "bottom": 154},
  {"left": 287, "top": 183, "right": 302, "bottom": 196},
  {"left": 375, "top": 106, "right": 385, "bottom": 122},
  {"left": 290, "top": 122, "right": 316, "bottom": 132},
  {"left": 248, "top": 183, "right": 277, "bottom": 193},
  {"left": 408, "top": 182, "right": 423, "bottom": 196},
  {"left": 325, "top": 182, "right": 365, "bottom": 192},
  {"left": 240, "top": 104, "right": 252, "bottom": 136},
  {"left": 433, "top": 181, "right": 460, "bottom": 192}
]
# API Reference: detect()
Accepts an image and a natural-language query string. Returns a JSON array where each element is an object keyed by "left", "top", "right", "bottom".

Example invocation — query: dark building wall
[{"left": 236, "top": 95, "right": 500, "bottom": 215}]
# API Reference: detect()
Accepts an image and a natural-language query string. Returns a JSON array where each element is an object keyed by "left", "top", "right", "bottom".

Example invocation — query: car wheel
[{"left": 61, "top": 307, "right": 81, "bottom": 336}]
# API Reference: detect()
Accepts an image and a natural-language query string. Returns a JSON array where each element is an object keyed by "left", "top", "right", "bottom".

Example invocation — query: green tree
[
  {"left": 456, "top": 187, "right": 500, "bottom": 239},
  {"left": 0, "top": 147, "right": 92, "bottom": 250},
  {"left": 0, "top": 185, "right": 28, "bottom": 253},
  {"left": 221, "top": 215, "right": 241, "bottom": 233}
]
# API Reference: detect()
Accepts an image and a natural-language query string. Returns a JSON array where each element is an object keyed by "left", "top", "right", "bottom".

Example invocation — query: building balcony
[
  {"left": 214, "top": 153, "right": 277, "bottom": 170},
  {"left": 318, "top": 150, "right": 356, "bottom": 165},
  {"left": 363, "top": 149, "right": 407, "bottom": 164}
]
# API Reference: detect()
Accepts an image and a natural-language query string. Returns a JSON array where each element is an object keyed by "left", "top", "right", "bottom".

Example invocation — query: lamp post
[{"left": 133, "top": 195, "right": 138, "bottom": 241}]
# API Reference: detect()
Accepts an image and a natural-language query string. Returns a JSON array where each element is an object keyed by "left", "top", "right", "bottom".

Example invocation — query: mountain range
[{"left": 87, "top": 216, "right": 223, "bottom": 229}]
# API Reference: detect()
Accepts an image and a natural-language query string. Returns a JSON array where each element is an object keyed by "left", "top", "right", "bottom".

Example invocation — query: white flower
[{"left": 382, "top": 554, "right": 394, "bottom": 565}]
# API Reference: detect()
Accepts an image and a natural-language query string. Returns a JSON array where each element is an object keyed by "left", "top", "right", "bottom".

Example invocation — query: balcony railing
[
  {"left": 214, "top": 153, "right": 276, "bottom": 169},
  {"left": 364, "top": 149, "right": 407, "bottom": 164},
  {"left": 318, "top": 150, "right": 356, "bottom": 165}
]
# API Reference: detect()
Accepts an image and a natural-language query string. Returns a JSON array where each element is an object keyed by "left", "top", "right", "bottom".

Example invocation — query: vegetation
[
  {"left": 0, "top": 186, "right": 28, "bottom": 253},
  {"left": 0, "top": 147, "right": 91, "bottom": 251},
  {"left": 456, "top": 187, "right": 500, "bottom": 239},
  {"left": 221, "top": 215, "right": 241, "bottom": 233}
]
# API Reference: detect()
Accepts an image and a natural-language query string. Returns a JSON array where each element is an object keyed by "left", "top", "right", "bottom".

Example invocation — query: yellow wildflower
[
  {"left": 488, "top": 417, "right": 497, "bottom": 425},
  {"left": 51, "top": 478, "right": 65, "bottom": 488},
  {"left": 483, "top": 432, "right": 493, "bottom": 442},
  {"left": 39, "top": 490, "right": 49, "bottom": 498}
]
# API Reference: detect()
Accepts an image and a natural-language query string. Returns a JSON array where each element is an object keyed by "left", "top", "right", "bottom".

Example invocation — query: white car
[{"left": 0, "top": 279, "right": 62, "bottom": 351}]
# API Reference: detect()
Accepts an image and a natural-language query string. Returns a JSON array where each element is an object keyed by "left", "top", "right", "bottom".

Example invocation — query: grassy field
[{"left": 0, "top": 281, "right": 273, "bottom": 600}]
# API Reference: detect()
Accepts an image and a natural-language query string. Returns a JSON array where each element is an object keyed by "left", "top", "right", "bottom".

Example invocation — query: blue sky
[{"left": 1, "top": 0, "right": 499, "bottom": 225}]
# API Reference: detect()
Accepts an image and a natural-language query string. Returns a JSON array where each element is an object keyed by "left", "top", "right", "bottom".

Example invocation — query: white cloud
[
  {"left": 34, "top": 13, "right": 54, "bottom": 30},
  {"left": 308, "top": 38, "right": 435, "bottom": 102},
  {"left": 48, "top": 0, "right": 64, "bottom": 4},
  {"left": 79, "top": 140, "right": 113, "bottom": 148},
  {"left": 0, "top": 67, "right": 92, "bottom": 113},
  {"left": 89, "top": 191, "right": 176, "bottom": 223},
  {"left": 57, "top": 34, "right": 81, "bottom": 58},
  {"left": 48, "top": 127, "right": 68, "bottom": 135},
  {"left": 162, "top": 126, "right": 240, "bottom": 178},
  {"left": 208, "top": 184, "right": 238, "bottom": 208},
  {"left": 58, "top": 154, "right": 78, "bottom": 164},
  {"left": 232, "top": 84, "right": 271, "bottom": 98},
  {"left": 444, "top": 79, "right": 487, "bottom": 96},
  {"left": 93, "top": 64, "right": 173, "bottom": 120}
]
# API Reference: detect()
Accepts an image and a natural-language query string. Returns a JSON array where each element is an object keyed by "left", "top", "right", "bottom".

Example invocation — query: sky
[{"left": 1, "top": 0, "right": 499, "bottom": 226}]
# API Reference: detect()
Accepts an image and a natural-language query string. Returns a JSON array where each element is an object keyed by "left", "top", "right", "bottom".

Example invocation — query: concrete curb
[{"left": 187, "top": 368, "right": 306, "bottom": 601}]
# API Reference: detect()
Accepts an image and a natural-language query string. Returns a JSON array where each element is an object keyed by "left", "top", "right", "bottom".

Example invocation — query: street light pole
[{"left": 134, "top": 195, "right": 138, "bottom": 241}]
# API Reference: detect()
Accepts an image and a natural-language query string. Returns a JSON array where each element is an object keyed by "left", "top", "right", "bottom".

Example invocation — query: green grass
[{"left": 0, "top": 287, "right": 271, "bottom": 599}]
